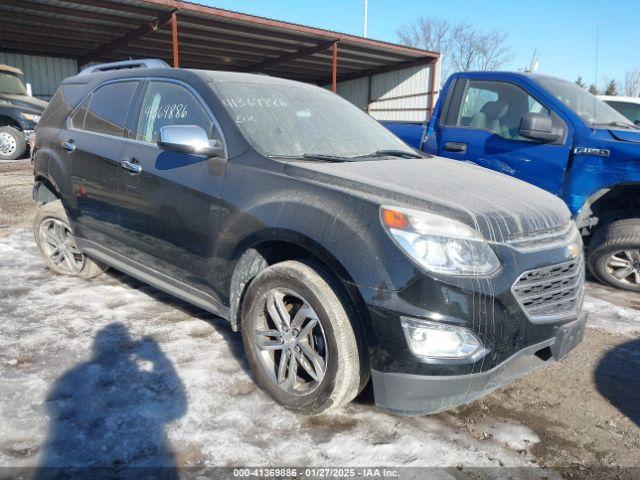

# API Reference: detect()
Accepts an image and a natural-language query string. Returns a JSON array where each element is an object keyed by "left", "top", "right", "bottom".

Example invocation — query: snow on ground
[
  {"left": 0, "top": 227, "right": 636, "bottom": 471},
  {"left": 583, "top": 296, "right": 640, "bottom": 337}
]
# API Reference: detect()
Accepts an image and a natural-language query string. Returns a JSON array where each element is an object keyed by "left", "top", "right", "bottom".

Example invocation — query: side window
[
  {"left": 455, "top": 80, "right": 550, "bottom": 141},
  {"left": 69, "top": 96, "right": 89, "bottom": 130},
  {"left": 79, "top": 82, "right": 138, "bottom": 137},
  {"left": 134, "top": 81, "right": 220, "bottom": 144}
]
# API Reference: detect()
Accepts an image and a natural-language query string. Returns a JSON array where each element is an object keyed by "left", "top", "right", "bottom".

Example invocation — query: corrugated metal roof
[{"left": 0, "top": 0, "right": 439, "bottom": 84}]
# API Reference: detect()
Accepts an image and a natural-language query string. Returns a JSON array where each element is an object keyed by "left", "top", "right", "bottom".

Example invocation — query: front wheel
[
  {"left": 240, "top": 260, "right": 362, "bottom": 414},
  {"left": 0, "top": 126, "right": 26, "bottom": 160},
  {"left": 587, "top": 219, "right": 640, "bottom": 292},
  {"left": 33, "top": 200, "right": 108, "bottom": 278}
]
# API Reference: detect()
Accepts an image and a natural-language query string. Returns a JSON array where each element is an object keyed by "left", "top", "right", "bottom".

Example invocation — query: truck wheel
[
  {"left": 588, "top": 219, "right": 640, "bottom": 292},
  {"left": 33, "top": 200, "right": 108, "bottom": 279},
  {"left": 240, "top": 260, "right": 362, "bottom": 414},
  {"left": 0, "top": 126, "right": 26, "bottom": 160}
]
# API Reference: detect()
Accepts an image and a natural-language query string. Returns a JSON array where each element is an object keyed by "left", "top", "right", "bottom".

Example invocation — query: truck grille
[{"left": 512, "top": 258, "right": 584, "bottom": 323}]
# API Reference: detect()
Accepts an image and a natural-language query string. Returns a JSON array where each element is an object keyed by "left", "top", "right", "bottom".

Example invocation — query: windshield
[
  {"left": 212, "top": 80, "right": 414, "bottom": 158},
  {"left": 535, "top": 76, "right": 634, "bottom": 128},
  {"left": 0, "top": 72, "right": 27, "bottom": 96}
]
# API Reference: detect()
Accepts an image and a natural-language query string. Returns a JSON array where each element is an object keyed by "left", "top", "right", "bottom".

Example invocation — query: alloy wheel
[
  {"left": 605, "top": 249, "right": 640, "bottom": 286},
  {"left": 0, "top": 132, "right": 17, "bottom": 157},
  {"left": 38, "top": 218, "right": 86, "bottom": 274},
  {"left": 253, "top": 288, "right": 328, "bottom": 396}
]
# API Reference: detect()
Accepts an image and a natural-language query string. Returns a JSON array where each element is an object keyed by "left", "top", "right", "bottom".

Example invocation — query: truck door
[{"left": 432, "top": 77, "right": 572, "bottom": 195}]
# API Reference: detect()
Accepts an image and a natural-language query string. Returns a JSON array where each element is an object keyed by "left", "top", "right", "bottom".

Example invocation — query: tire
[
  {"left": 0, "top": 126, "right": 26, "bottom": 160},
  {"left": 33, "top": 200, "right": 108, "bottom": 279},
  {"left": 587, "top": 219, "right": 640, "bottom": 292},
  {"left": 240, "top": 260, "right": 362, "bottom": 414}
]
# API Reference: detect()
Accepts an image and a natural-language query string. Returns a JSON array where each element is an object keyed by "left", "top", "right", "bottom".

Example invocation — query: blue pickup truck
[{"left": 384, "top": 71, "right": 640, "bottom": 292}]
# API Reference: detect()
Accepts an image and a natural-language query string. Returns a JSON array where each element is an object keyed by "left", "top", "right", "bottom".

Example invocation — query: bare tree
[
  {"left": 623, "top": 68, "right": 640, "bottom": 97},
  {"left": 397, "top": 16, "right": 513, "bottom": 82}
]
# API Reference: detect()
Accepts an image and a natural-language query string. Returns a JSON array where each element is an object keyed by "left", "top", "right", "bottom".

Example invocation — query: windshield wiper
[
  {"left": 355, "top": 149, "right": 424, "bottom": 159},
  {"left": 268, "top": 153, "right": 352, "bottom": 162},
  {"left": 592, "top": 121, "right": 640, "bottom": 130}
]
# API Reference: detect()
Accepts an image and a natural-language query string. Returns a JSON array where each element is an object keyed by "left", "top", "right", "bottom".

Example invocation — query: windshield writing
[{"left": 213, "top": 81, "right": 413, "bottom": 158}]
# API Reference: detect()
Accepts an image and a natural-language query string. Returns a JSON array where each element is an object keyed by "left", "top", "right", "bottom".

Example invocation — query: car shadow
[
  {"left": 106, "top": 269, "right": 251, "bottom": 375},
  {"left": 35, "top": 322, "right": 186, "bottom": 477},
  {"left": 594, "top": 338, "right": 640, "bottom": 427}
]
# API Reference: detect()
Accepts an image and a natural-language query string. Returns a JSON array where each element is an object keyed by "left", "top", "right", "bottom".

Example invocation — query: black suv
[{"left": 32, "top": 59, "right": 586, "bottom": 415}]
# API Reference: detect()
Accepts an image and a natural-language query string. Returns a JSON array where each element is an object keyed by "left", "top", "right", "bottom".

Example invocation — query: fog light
[{"left": 401, "top": 317, "right": 484, "bottom": 359}]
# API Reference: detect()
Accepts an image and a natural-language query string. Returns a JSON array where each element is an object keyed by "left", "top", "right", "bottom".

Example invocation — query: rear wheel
[
  {"left": 33, "top": 200, "right": 108, "bottom": 278},
  {"left": 588, "top": 219, "right": 640, "bottom": 292},
  {"left": 240, "top": 260, "right": 362, "bottom": 414},
  {"left": 0, "top": 126, "right": 26, "bottom": 160}
]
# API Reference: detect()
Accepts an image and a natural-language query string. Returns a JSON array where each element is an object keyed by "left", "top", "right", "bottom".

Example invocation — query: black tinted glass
[{"left": 83, "top": 81, "right": 138, "bottom": 137}]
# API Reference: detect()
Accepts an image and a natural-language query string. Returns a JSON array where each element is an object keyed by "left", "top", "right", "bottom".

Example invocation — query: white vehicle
[{"left": 598, "top": 95, "right": 640, "bottom": 125}]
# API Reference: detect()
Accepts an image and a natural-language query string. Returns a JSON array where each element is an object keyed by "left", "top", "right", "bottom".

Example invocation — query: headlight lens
[
  {"left": 380, "top": 206, "right": 500, "bottom": 276},
  {"left": 401, "top": 317, "right": 485, "bottom": 359},
  {"left": 21, "top": 112, "right": 41, "bottom": 123}
]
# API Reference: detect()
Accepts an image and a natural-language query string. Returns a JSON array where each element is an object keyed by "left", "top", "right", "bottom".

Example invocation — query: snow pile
[{"left": 584, "top": 296, "right": 640, "bottom": 336}]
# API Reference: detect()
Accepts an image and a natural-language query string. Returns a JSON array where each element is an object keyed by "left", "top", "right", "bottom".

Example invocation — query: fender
[{"left": 574, "top": 182, "right": 640, "bottom": 230}]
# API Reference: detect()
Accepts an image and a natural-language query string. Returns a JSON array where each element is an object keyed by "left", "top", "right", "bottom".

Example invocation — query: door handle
[
  {"left": 444, "top": 141, "right": 468, "bottom": 153},
  {"left": 121, "top": 159, "right": 142, "bottom": 174},
  {"left": 61, "top": 141, "right": 76, "bottom": 152}
]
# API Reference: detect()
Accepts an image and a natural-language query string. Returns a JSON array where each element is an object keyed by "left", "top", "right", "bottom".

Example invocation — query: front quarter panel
[
  {"left": 216, "top": 153, "right": 420, "bottom": 297},
  {"left": 565, "top": 127, "right": 640, "bottom": 216}
]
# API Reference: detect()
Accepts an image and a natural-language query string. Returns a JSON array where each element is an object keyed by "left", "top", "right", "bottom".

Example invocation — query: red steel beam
[
  {"left": 331, "top": 42, "right": 338, "bottom": 93},
  {"left": 79, "top": 10, "right": 177, "bottom": 66},
  {"left": 428, "top": 59, "right": 438, "bottom": 119},
  {"left": 242, "top": 40, "right": 337, "bottom": 72},
  {"left": 171, "top": 12, "right": 179, "bottom": 68}
]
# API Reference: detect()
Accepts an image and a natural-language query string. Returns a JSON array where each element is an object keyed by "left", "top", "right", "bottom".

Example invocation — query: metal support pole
[
  {"left": 171, "top": 12, "right": 179, "bottom": 68},
  {"left": 331, "top": 42, "right": 338, "bottom": 93},
  {"left": 428, "top": 59, "right": 437, "bottom": 119}
]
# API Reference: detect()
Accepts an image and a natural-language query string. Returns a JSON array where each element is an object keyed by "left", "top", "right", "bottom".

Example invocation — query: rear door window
[{"left": 72, "top": 81, "right": 138, "bottom": 137}]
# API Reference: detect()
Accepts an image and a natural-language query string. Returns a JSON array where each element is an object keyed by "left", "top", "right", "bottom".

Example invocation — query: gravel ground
[{"left": 1, "top": 159, "right": 639, "bottom": 477}]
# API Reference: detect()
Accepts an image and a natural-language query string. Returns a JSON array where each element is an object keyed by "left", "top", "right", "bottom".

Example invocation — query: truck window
[
  {"left": 81, "top": 82, "right": 138, "bottom": 137},
  {"left": 455, "top": 80, "right": 549, "bottom": 141},
  {"left": 605, "top": 101, "right": 640, "bottom": 124},
  {"left": 134, "top": 81, "right": 220, "bottom": 144}
]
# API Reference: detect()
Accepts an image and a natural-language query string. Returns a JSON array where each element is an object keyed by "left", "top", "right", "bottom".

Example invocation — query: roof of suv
[{"left": 64, "top": 60, "right": 316, "bottom": 90}]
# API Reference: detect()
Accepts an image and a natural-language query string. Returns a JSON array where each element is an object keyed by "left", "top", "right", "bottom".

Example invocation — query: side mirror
[
  {"left": 519, "top": 112, "right": 560, "bottom": 143},
  {"left": 158, "top": 125, "right": 224, "bottom": 157}
]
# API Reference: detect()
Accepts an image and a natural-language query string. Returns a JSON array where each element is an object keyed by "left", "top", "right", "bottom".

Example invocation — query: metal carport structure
[{"left": 0, "top": 0, "right": 440, "bottom": 117}]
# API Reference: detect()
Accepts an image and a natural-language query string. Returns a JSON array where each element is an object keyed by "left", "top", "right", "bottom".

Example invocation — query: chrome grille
[
  {"left": 508, "top": 222, "right": 576, "bottom": 251},
  {"left": 512, "top": 258, "right": 584, "bottom": 323}
]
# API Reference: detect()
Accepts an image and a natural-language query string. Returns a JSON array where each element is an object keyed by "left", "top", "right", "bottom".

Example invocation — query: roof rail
[{"left": 79, "top": 59, "right": 170, "bottom": 75}]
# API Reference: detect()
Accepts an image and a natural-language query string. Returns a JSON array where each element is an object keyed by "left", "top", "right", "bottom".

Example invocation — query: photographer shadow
[
  {"left": 36, "top": 322, "right": 186, "bottom": 477},
  {"left": 594, "top": 337, "right": 640, "bottom": 427}
]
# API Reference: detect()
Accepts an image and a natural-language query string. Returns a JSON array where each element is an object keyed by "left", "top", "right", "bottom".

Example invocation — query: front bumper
[{"left": 371, "top": 313, "right": 586, "bottom": 416}]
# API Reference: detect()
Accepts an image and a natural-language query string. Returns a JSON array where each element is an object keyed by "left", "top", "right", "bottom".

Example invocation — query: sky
[{"left": 200, "top": 0, "right": 638, "bottom": 89}]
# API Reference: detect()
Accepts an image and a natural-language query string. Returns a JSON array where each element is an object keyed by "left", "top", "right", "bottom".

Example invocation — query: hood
[
  {"left": 608, "top": 129, "right": 640, "bottom": 144},
  {"left": 285, "top": 156, "right": 571, "bottom": 243},
  {"left": 0, "top": 93, "right": 48, "bottom": 112}
]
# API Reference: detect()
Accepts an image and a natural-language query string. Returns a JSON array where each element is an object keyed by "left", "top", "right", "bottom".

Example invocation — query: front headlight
[
  {"left": 380, "top": 206, "right": 500, "bottom": 276},
  {"left": 21, "top": 112, "right": 41, "bottom": 123}
]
